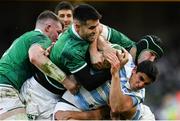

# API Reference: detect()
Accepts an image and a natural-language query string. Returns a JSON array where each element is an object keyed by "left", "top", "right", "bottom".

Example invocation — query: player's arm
[
  {"left": 28, "top": 44, "right": 79, "bottom": 94},
  {"left": 109, "top": 69, "right": 134, "bottom": 112},
  {"left": 55, "top": 106, "right": 110, "bottom": 120},
  {"left": 110, "top": 74, "right": 135, "bottom": 113},
  {"left": 89, "top": 36, "right": 104, "bottom": 70},
  {"left": 119, "top": 107, "right": 137, "bottom": 120},
  {"left": 107, "top": 50, "right": 135, "bottom": 119},
  {"left": 80, "top": 42, "right": 127, "bottom": 91},
  {"left": 89, "top": 34, "right": 121, "bottom": 70},
  {"left": 109, "top": 73, "right": 135, "bottom": 119},
  {"left": 73, "top": 64, "right": 111, "bottom": 91}
]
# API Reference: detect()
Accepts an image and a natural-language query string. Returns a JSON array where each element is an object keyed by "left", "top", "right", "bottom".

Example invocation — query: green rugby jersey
[
  {"left": 0, "top": 30, "right": 51, "bottom": 91},
  {"left": 50, "top": 24, "right": 134, "bottom": 74},
  {"left": 50, "top": 25, "right": 89, "bottom": 74},
  {"left": 101, "top": 24, "right": 135, "bottom": 49}
]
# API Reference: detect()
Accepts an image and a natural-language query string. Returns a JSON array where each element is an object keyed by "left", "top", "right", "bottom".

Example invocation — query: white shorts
[
  {"left": 53, "top": 90, "right": 81, "bottom": 113},
  {"left": 53, "top": 90, "right": 81, "bottom": 120},
  {"left": 20, "top": 76, "right": 61, "bottom": 120},
  {"left": 140, "top": 104, "right": 155, "bottom": 120},
  {"left": 0, "top": 84, "right": 28, "bottom": 120}
]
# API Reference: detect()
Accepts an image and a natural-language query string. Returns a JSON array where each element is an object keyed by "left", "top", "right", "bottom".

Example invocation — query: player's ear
[
  {"left": 74, "top": 20, "right": 81, "bottom": 30},
  {"left": 45, "top": 24, "right": 51, "bottom": 32}
]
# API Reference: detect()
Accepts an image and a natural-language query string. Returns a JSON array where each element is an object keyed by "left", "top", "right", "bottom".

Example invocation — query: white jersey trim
[{"left": 71, "top": 63, "right": 87, "bottom": 73}]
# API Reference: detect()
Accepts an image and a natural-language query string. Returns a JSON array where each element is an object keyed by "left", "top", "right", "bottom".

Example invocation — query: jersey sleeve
[
  {"left": 60, "top": 45, "right": 87, "bottom": 74},
  {"left": 122, "top": 83, "right": 145, "bottom": 107},
  {"left": 101, "top": 24, "right": 135, "bottom": 49},
  {"left": 30, "top": 34, "right": 52, "bottom": 49}
]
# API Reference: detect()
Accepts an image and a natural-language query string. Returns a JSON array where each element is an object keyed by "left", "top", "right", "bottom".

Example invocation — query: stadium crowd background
[{"left": 0, "top": 0, "right": 180, "bottom": 119}]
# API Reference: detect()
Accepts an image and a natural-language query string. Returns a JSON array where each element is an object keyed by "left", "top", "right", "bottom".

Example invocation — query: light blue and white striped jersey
[{"left": 73, "top": 53, "right": 145, "bottom": 119}]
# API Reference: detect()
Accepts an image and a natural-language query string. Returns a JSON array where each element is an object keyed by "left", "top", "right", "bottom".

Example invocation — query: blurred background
[{"left": 0, "top": 0, "right": 180, "bottom": 119}]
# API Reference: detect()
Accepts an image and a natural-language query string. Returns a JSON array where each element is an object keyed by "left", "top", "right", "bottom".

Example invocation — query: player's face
[
  {"left": 78, "top": 19, "right": 100, "bottom": 43},
  {"left": 48, "top": 21, "right": 62, "bottom": 42},
  {"left": 57, "top": 9, "right": 73, "bottom": 31},
  {"left": 137, "top": 50, "right": 156, "bottom": 64},
  {"left": 129, "top": 70, "right": 151, "bottom": 91}
]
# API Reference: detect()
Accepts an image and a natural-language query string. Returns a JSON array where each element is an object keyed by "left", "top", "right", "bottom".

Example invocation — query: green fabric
[
  {"left": 50, "top": 26, "right": 89, "bottom": 74},
  {"left": 107, "top": 26, "right": 135, "bottom": 49},
  {"left": 0, "top": 31, "right": 51, "bottom": 91}
]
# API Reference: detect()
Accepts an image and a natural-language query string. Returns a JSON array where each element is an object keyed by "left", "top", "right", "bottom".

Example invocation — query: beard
[{"left": 87, "top": 33, "right": 97, "bottom": 42}]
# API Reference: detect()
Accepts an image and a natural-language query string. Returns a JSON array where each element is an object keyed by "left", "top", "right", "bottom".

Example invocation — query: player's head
[
  {"left": 73, "top": 4, "right": 102, "bottom": 42},
  {"left": 135, "top": 35, "right": 164, "bottom": 64},
  {"left": 54, "top": 1, "right": 73, "bottom": 31},
  {"left": 129, "top": 60, "right": 158, "bottom": 91},
  {"left": 36, "top": 10, "right": 63, "bottom": 42}
]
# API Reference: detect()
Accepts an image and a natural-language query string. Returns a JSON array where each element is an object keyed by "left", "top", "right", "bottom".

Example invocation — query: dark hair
[
  {"left": 54, "top": 1, "right": 74, "bottom": 15},
  {"left": 73, "top": 4, "right": 102, "bottom": 23},
  {"left": 36, "top": 10, "right": 63, "bottom": 28},
  {"left": 136, "top": 60, "right": 158, "bottom": 83},
  {"left": 135, "top": 35, "right": 164, "bottom": 64}
]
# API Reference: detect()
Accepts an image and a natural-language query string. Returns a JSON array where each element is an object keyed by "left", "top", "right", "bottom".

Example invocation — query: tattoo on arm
[{"left": 41, "top": 60, "right": 66, "bottom": 83}]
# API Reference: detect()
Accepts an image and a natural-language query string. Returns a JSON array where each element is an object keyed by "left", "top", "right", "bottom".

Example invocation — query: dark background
[{"left": 0, "top": 0, "right": 180, "bottom": 119}]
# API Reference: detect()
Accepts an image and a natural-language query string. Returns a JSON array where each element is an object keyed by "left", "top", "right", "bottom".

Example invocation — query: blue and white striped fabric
[{"left": 74, "top": 54, "right": 145, "bottom": 119}]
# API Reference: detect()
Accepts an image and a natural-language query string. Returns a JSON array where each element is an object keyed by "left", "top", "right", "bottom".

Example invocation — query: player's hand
[
  {"left": 103, "top": 47, "right": 117, "bottom": 60},
  {"left": 62, "top": 75, "right": 80, "bottom": 95},
  {"left": 44, "top": 42, "right": 55, "bottom": 56},
  {"left": 103, "top": 48, "right": 120, "bottom": 75},
  {"left": 117, "top": 48, "right": 129, "bottom": 68}
]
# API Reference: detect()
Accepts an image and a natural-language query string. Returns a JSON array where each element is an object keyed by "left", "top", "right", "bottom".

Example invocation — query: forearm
[
  {"left": 89, "top": 37, "right": 98, "bottom": 56},
  {"left": 29, "top": 44, "right": 66, "bottom": 83},
  {"left": 110, "top": 73, "right": 134, "bottom": 113},
  {"left": 38, "top": 60, "right": 66, "bottom": 83},
  {"left": 97, "top": 35, "right": 111, "bottom": 51},
  {"left": 74, "top": 65, "right": 111, "bottom": 91},
  {"left": 109, "top": 72, "right": 122, "bottom": 112},
  {"left": 89, "top": 38, "right": 100, "bottom": 64},
  {"left": 55, "top": 106, "right": 110, "bottom": 120},
  {"left": 119, "top": 107, "right": 137, "bottom": 120}
]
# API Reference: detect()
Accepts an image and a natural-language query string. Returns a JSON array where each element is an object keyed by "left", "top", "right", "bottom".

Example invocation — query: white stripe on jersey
[
  {"left": 100, "top": 24, "right": 109, "bottom": 40},
  {"left": 96, "top": 81, "right": 111, "bottom": 103},
  {"left": 72, "top": 54, "right": 145, "bottom": 119},
  {"left": 100, "top": 24, "right": 111, "bottom": 41},
  {"left": 71, "top": 63, "right": 87, "bottom": 73}
]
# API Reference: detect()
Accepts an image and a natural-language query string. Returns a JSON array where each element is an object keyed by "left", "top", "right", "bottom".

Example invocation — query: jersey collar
[
  {"left": 72, "top": 24, "right": 83, "bottom": 40},
  {"left": 34, "top": 28, "right": 43, "bottom": 34}
]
